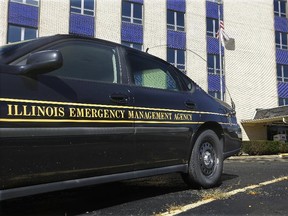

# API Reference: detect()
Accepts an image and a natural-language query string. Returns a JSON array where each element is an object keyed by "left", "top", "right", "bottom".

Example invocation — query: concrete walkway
[{"left": 228, "top": 153, "right": 288, "bottom": 160}]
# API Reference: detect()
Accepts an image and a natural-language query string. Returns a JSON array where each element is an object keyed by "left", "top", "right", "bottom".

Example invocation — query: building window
[
  {"left": 207, "top": 54, "right": 223, "bottom": 75},
  {"left": 208, "top": 91, "right": 221, "bottom": 100},
  {"left": 122, "top": 1, "right": 143, "bottom": 24},
  {"left": 167, "top": 48, "right": 185, "bottom": 72},
  {"left": 7, "top": 25, "right": 38, "bottom": 43},
  {"left": 70, "top": 0, "right": 95, "bottom": 16},
  {"left": 122, "top": 41, "right": 143, "bottom": 51},
  {"left": 275, "top": 31, "right": 288, "bottom": 50},
  {"left": 207, "top": 18, "right": 219, "bottom": 37},
  {"left": 167, "top": 10, "right": 185, "bottom": 32},
  {"left": 274, "top": 0, "right": 287, "bottom": 17},
  {"left": 279, "top": 98, "right": 288, "bottom": 106},
  {"left": 10, "top": 0, "right": 39, "bottom": 6},
  {"left": 277, "top": 64, "right": 288, "bottom": 82}
]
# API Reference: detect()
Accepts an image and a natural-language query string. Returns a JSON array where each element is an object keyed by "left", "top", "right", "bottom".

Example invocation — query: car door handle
[
  {"left": 110, "top": 93, "right": 129, "bottom": 104},
  {"left": 185, "top": 101, "right": 196, "bottom": 109}
]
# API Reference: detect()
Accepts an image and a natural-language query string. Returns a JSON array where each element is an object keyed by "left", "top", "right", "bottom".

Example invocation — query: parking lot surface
[{"left": 1, "top": 155, "right": 287, "bottom": 216}]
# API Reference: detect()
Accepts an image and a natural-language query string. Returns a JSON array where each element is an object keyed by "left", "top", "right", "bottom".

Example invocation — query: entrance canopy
[
  {"left": 241, "top": 106, "right": 288, "bottom": 140},
  {"left": 242, "top": 106, "right": 288, "bottom": 126}
]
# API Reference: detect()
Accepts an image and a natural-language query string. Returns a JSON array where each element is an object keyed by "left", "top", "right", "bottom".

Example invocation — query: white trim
[{"left": 10, "top": 0, "right": 39, "bottom": 7}]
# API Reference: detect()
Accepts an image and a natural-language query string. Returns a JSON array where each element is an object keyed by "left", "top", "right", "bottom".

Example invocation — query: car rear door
[{"left": 124, "top": 50, "right": 198, "bottom": 169}]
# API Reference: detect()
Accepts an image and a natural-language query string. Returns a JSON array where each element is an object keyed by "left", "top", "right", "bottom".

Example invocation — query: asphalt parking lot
[{"left": 1, "top": 155, "right": 288, "bottom": 216}]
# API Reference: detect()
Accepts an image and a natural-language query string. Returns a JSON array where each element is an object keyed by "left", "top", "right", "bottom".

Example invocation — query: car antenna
[{"left": 145, "top": 44, "right": 167, "bottom": 53}]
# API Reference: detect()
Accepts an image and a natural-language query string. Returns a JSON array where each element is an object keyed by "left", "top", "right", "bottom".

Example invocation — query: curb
[
  {"left": 279, "top": 153, "right": 288, "bottom": 159},
  {"left": 228, "top": 154, "right": 287, "bottom": 160}
]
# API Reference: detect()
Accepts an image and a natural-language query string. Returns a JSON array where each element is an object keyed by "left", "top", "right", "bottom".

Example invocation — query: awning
[
  {"left": 242, "top": 115, "right": 288, "bottom": 125},
  {"left": 241, "top": 106, "right": 288, "bottom": 126}
]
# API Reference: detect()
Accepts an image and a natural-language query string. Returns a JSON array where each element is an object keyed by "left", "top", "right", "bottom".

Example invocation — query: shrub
[{"left": 241, "top": 140, "right": 288, "bottom": 155}]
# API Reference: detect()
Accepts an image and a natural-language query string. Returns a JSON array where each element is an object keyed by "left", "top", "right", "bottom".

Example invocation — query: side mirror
[{"left": 20, "top": 50, "right": 63, "bottom": 76}]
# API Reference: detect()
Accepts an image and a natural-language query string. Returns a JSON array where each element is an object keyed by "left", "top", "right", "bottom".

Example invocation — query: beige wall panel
[
  {"left": 39, "top": 0, "right": 69, "bottom": 36},
  {"left": 186, "top": 0, "right": 208, "bottom": 91},
  {"left": 0, "top": 0, "right": 9, "bottom": 45},
  {"left": 143, "top": 0, "right": 167, "bottom": 60},
  {"left": 242, "top": 125, "right": 267, "bottom": 141},
  {"left": 96, "top": 0, "right": 121, "bottom": 43},
  {"left": 224, "top": 0, "right": 278, "bottom": 140}
]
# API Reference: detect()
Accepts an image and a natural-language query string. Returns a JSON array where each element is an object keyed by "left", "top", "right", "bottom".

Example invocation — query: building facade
[{"left": 0, "top": 0, "right": 287, "bottom": 140}]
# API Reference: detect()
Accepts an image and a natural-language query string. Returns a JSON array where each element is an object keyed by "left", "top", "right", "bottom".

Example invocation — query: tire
[{"left": 182, "top": 129, "right": 223, "bottom": 188}]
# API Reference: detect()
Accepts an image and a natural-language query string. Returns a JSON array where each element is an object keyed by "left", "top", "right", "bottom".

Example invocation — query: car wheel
[{"left": 182, "top": 129, "right": 223, "bottom": 188}]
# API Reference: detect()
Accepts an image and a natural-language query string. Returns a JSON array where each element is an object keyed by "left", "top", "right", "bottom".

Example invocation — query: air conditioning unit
[{"left": 273, "top": 134, "right": 287, "bottom": 143}]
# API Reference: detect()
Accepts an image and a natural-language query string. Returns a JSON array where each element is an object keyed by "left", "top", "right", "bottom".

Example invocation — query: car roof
[{"left": 2, "top": 34, "right": 166, "bottom": 66}]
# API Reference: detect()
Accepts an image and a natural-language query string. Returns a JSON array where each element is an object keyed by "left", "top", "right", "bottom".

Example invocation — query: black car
[{"left": 0, "top": 35, "right": 241, "bottom": 201}]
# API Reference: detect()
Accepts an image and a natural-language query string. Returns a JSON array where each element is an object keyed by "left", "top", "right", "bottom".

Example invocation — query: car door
[
  {"left": 124, "top": 50, "right": 198, "bottom": 169},
  {"left": 0, "top": 39, "right": 135, "bottom": 188}
]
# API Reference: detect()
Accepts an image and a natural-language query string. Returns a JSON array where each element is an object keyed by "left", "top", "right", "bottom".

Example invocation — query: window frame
[
  {"left": 167, "top": 48, "right": 186, "bottom": 73},
  {"left": 70, "top": 0, "right": 95, "bottom": 16},
  {"left": 207, "top": 54, "right": 223, "bottom": 75},
  {"left": 122, "top": 41, "right": 143, "bottom": 51},
  {"left": 206, "top": 18, "right": 219, "bottom": 38},
  {"left": 208, "top": 91, "right": 222, "bottom": 100},
  {"left": 7, "top": 24, "right": 38, "bottom": 43},
  {"left": 275, "top": 31, "right": 288, "bottom": 50},
  {"left": 122, "top": 1, "right": 143, "bottom": 25},
  {"left": 10, "top": 0, "right": 39, "bottom": 6},
  {"left": 277, "top": 64, "right": 288, "bottom": 82},
  {"left": 167, "top": 10, "right": 185, "bottom": 32},
  {"left": 274, "top": 0, "right": 287, "bottom": 17},
  {"left": 279, "top": 97, "right": 288, "bottom": 106}
]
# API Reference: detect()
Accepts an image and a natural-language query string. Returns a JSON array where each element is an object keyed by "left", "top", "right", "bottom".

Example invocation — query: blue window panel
[
  {"left": 274, "top": 16, "right": 288, "bottom": 33},
  {"left": 276, "top": 49, "right": 288, "bottom": 65},
  {"left": 208, "top": 74, "right": 225, "bottom": 92},
  {"left": 278, "top": 82, "right": 288, "bottom": 98},
  {"left": 167, "top": 30, "right": 186, "bottom": 49},
  {"left": 167, "top": 0, "right": 186, "bottom": 12},
  {"left": 8, "top": 2, "right": 38, "bottom": 28},
  {"left": 206, "top": 1, "right": 222, "bottom": 19},
  {"left": 69, "top": 13, "right": 95, "bottom": 37},
  {"left": 207, "top": 37, "right": 224, "bottom": 54},
  {"left": 121, "top": 22, "right": 143, "bottom": 44}
]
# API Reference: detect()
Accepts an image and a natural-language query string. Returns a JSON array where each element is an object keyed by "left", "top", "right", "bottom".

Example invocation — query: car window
[
  {"left": 13, "top": 40, "right": 119, "bottom": 83},
  {"left": 47, "top": 41, "right": 118, "bottom": 83},
  {"left": 176, "top": 70, "right": 196, "bottom": 93},
  {"left": 0, "top": 39, "right": 35, "bottom": 63},
  {"left": 127, "top": 53, "right": 180, "bottom": 91}
]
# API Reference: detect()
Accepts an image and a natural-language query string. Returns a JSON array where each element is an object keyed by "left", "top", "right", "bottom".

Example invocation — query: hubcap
[{"left": 199, "top": 142, "right": 217, "bottom": 176}]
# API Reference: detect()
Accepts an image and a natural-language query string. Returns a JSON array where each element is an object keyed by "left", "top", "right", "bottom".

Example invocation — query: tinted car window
[
  {"left": 0, "top": 40, "right": 34, "bottom": 60},
  {"left": 48, "top": 41, "right": 118, "bottom": 83},
  {"left": 127, "top": 53, "right": 180, "bottom": 91}
]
